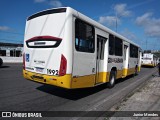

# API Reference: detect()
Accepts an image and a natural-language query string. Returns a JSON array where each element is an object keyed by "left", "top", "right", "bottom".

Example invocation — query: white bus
[
  {"left": 141, "top": 53, "right": 158, "bottom": 67},
  {"left": 23, "top": 7, "right": 142, "bottom": 89}
]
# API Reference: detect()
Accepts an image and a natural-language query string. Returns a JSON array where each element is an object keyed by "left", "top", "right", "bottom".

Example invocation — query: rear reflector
[
  {"left": 23, "top": 53, "right": 25, "bottom": 70},
  {"left": 26, "top": 36, "right": 62, "bottom": 48},
  {"left": 59, "top": 54, "right": 67, "bottom": 76}
]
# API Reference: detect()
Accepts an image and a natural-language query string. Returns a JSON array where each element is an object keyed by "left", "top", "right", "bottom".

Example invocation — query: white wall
[{"left": 1, "top": 56, "right": 22, "bottom": 63}]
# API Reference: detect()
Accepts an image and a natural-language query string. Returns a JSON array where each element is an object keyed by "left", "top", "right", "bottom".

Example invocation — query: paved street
[{"left": 0, "top": 63, "right": 157, "bottom": 120}]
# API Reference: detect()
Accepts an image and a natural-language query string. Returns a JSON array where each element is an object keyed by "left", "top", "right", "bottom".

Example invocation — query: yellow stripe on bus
[
  {"left": 23, "top": 67, "right": 137, "bottom": 89},
  {"left": 23, "top": 70, "right": 72, "bottom": 89}
]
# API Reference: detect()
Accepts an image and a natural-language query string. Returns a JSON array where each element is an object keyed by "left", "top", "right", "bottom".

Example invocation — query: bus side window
[
  {"left": 109, "top": 34, "right": 115, "bottom": 55},
  {"left": 115, "top": 37, "right": 122, "bottom": 56},
  {"left": 130, "top": 44, "right": 138, "bottom": 58},
  {"left": 75, "top": 19, "right": 95, "bottom": 53}
]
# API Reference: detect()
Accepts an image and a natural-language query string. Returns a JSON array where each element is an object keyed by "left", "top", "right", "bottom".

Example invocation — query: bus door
[
  {"left": 122, "top": 43, "right": 129, "bottom": 77},
  {"left": 96, "top": 35, "right": 107, "bottom": 84}
]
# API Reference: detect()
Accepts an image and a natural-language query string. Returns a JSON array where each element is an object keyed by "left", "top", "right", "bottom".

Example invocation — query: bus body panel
[
  {"left": 107, "top": 55, "right": 123, "bottom": 78},
  {"left": 25, "top": 13, "right": 66, "bottom": 41},
  {"left": 128, "top": 58, "right": 138, "bottom": 75},
  {"left": 71, "top": 16, "right": 97, "bottom": 88},
  {"left": 24, "top": 12, "right": 66, "bottom": 74},
  {"left": 23, "top": 8, "right": 74, "bottom": 88},
  {"left": 122, "top": 42, "right": 129, "bottom": 77}
]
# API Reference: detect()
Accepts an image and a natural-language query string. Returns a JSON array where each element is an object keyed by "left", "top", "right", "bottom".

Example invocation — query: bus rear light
[
  {"left": 59, "top": 54, "right": 67, "bottom": 76},
  {"left": 26, "top": 36, "right": 62, "bottom": 48},
  {"left": 23, "top": 53, "right": 25, "bottom": 70}
]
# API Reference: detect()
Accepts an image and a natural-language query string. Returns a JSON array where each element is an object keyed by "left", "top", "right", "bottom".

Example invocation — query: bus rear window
[
  {"left": 27, "top": 8, "right": 66, "bottom": 21},
  {"left": 26, "top": 36, "right": 62, "bottom": 48}
]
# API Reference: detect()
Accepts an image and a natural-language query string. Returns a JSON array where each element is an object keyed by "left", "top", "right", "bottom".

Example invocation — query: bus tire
[
  {"left": 0, "top": 58, "right": 3, "bottom": 67},
  {"left": 107, "top": 71, "right": 116, "bottom": 88}
]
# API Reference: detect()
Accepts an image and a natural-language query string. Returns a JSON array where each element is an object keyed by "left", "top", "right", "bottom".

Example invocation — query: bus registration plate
[{"left": 35, "top": 67, "right": 44, "bottom": 73}]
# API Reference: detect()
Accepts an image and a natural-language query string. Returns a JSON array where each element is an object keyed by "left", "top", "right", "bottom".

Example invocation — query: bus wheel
[
  {"left": 107, "top": 71, "right": 116, "bottom": 88},
  {"left": 0, "top": 58, "right": 3, "bottom": 67}
]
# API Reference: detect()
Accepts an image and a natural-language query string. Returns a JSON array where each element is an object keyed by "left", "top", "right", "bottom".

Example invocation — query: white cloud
[
  {"left": 49, "top": 0, "right": 62, "bottom": 7},
  {"left": 136, "top": 12, "right": 152, "bottom": 26},
  {"left": 114, "top": 3, "right": 132, "bottom": 17},
  {"left": 34, "top": 0, "right": 46, "bottom": 3},
  {"left": 99, "top": 16, "right": 120, "bottom": 27},
  {"left": 136, "top": 12, "right": 160, "bottom": 37},
  {"left": 120, "top": 29, "right": 137, "bottom": 41},
  {"left": 98, "top": 3, "right": 131, "bottom": 28},
  {"left": 0, "top": 26, "right": 11, "bottom": 31},
  {"left": 34, "top": 0, "right": 63, "bottom": 7}
]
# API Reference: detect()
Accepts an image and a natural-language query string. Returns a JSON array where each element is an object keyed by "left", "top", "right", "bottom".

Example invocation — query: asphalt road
[{"left": 0, "top": 63, "right": 158, "bottom": 119}]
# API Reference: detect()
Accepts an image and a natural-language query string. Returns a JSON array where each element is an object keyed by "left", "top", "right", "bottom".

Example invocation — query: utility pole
[
  {"left": 146, "top": 38, "right": 148, "bottom": 50},
  {"left": 115, "top": 11, "right": 118, "bottom": 32}
]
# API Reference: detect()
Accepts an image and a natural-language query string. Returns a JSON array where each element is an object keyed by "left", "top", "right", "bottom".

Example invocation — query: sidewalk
[{"left": 109, "top": 73, "right": 160, "bottom": 120}]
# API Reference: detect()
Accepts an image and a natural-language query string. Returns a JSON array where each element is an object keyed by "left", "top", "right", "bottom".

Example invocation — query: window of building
[
  {"left": 75, "top": 19, "right": 95, "bottom": 53},
  {"left": 0, "top": 50, "right": 6, "bottom": 56}
]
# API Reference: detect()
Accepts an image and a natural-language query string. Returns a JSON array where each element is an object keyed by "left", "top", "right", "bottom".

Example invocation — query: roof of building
[{"left": 0, "top": 42, "right": 23, "bottom": 47}]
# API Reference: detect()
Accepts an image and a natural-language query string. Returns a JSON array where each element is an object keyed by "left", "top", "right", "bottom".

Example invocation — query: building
[{"left": 0, "top": 42, "right": 23, "bottom": 57}]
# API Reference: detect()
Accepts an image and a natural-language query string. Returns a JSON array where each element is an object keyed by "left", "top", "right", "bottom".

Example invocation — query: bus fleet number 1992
[{"left": 47, "top": 69, "right": 58, "bottom": 75}]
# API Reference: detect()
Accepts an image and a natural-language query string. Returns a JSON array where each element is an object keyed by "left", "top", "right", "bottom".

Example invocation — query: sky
[{"left": 0, "top": 0, "right": 160, "bottom": 50}]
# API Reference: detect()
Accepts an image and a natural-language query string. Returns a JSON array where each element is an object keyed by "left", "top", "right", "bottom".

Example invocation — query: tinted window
[
  {"left": 28, "top": 8, "right": 66, "bottom": 21},
  {"left": 130, "top": 44, "right": 138, "bottom": 58},
  {"left": 115, "top": 37, "right": 122, "bottom": 56},
  {"left": 75, "top": 19, "right": 95, "bottom": 53},
  {"left": 109, "top": 34, "right": 115, "bottom": 55},
  {"left": 109, "top": 34, "right": 122, "bottom": 56},
  {"left": 0, "top": 50, "right": 6, "bottom": 56}
]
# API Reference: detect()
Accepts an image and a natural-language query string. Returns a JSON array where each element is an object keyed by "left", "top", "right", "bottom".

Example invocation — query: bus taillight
[
  {"left": 59, "top": 54, "right": 67, "bottom": 76},
  {"left": 23, "top": 53, "right": 25, "bottom": 70}
]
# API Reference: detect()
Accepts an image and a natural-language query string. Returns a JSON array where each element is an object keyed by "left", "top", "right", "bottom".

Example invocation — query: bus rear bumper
[
  {"left": 141, "top": 64, "right": 155, "bottom": 67},
  {"left": 23, "top": 70, "right": 72, "bottom": 89}
]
